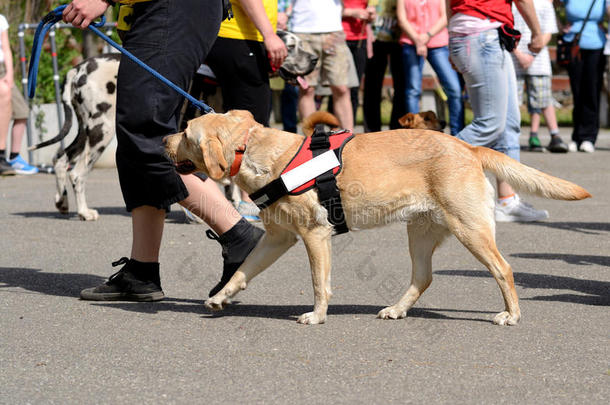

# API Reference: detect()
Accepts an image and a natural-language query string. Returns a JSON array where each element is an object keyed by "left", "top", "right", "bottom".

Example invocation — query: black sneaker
[
  {"left": 207, "top": 218, "right": 265, "bottom": 297},
  {"left": 547, "top": 135, "right": 568, "bottom": 153},
  {"left": 528, "top": 136, "right": 544, "bottom": 152},
  {"left": 80, "top": 257, "right": 165, "bottom": 301},
  {"left": 0, "top": 160, "right": 16, "bottom": 176}
]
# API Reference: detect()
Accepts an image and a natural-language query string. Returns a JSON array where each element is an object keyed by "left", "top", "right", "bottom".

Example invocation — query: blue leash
[{"left": 28, "top": 5, "right": 214, "bottom": 114}]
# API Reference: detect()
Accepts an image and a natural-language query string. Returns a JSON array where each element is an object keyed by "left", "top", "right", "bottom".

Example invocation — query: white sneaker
[
  {"left": 579, "top": 141, "right": 595, "bottom": 153},
  {"left": 568, "top": 141, "right": 578, "bottom": 153},
  {"left": 495, "top": 195, "right": 549, "bottom": 222}
]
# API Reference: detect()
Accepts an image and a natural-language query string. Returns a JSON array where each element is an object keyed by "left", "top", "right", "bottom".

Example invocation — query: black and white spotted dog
[{"left": 30, "top": 31, "right": 317, "bottom": 221}]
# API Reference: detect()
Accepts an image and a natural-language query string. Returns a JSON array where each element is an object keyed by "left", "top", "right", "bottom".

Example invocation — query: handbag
[{"left": 556, "top": 0, "right": 597, "bottom": 66}]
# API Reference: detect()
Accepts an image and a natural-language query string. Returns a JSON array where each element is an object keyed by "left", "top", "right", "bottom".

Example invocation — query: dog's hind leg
[
  {"left": 70, "top": 144, "right": 99, "bottom": 221},
  {"left": 53, "top": 152, "right": 70, "bottom": 215},
  {"left": 378, "top": 218, "right": 446, "bottom": 320},
  {"left": 447, "top": 214, "right": 520, "bottom": 326},
  {"left": 205, "top": 224, "right": 298, "bottom": 310}
]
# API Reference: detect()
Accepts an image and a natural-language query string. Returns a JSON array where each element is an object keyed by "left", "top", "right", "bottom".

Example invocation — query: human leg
[
  {"left": 388, "top": 42, "right": 407, "bottom": 129},
  {"left": 362, "top": 40, "right": 388, "bottom": 132},
  {"left": 427, "top": 46, "right": 464, "bottom": 135},
  {"left": 281, "top": 83, "right": 299, "bottom": 133},
  {"left": 330, "top": 84, "right": 354, "bottom": 131},
  {"left": 401, "top": 43, "right": 424, "bottom": 114},
  {"left": 571, "top": 49, "right": 605, "bottom": 148},
  {"left": 0, "top": 68, "right": 14, "bottom": 175},
  {"left": 346, "top": 39, "right": 367, "bottom": 122}
]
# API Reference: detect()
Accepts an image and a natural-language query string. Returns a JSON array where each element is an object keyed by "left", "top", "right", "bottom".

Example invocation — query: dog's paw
[
  {"left": 55, "top": 193, "right": 69, "bottom": 214},
  {"left": 493, "top": 311, "right": 520, "bottom": 326},
  {"left": 204, "top": 296, "right": 231, "bottom": 311},
  {"left": 78, "top": 209, "right": 99, "bottom": 221},
  {"left": 297, "top": 311, "right": 326, "bottom": 325},
  {"left": 377, "top": 306, "right": 407, "bottom": 320}
]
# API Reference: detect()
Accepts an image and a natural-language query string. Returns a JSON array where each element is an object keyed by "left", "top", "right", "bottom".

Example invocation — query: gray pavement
[{"left": 1, "top": 127, "right": 609, "bottom": 404}]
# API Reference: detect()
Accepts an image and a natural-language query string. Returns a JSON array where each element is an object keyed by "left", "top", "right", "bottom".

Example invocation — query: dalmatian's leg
[{"left": 53, "top": 151, "right": 70, "bottom": 215}]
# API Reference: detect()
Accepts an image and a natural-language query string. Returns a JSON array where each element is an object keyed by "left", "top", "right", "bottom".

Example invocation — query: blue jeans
[
  {"left": 449, "top": 29, "right": 521, "bottom": 161},
  {"left": 402, "top": 44, "right": 464, "bottom": 135}
]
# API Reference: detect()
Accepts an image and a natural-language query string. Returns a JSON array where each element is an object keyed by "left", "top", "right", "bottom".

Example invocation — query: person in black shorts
[{"left": 62, "top": 0, "right": 264, "bottom": 301}]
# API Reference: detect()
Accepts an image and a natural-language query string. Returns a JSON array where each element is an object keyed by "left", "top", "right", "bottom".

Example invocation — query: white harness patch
[{"left": 280, "top": 150, "right": 340, "bottom": 192}]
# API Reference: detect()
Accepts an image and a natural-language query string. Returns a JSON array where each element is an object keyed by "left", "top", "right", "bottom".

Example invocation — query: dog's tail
[
  {"left": 301, "top": 111, "right": 341, "bottom": 136},
  {"left": 28, "top": 69, "right": 76, "bottom": 151},
  {"left": 473, "top": 146, "right": 591, "bottom": 200}
]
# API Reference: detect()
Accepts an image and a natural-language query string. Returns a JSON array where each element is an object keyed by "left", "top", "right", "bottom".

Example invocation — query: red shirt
[
  {"left": 342, "top": 0, "right": 369, "bottom": 40},
  {"left": 451, "top": 0, "right": 514, "bottom": 27}
]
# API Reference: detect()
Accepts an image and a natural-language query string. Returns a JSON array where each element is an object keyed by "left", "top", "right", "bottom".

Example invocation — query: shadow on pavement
[
  {"left": 435, "top": 269, "right": 610, "bottom": 306},
  {"left": 512, "top": 252, "right": 610, "bottom": 267},
  {"left": 0, "top": 267, "right": 106, "bottom": 297},
  {"left": 523, "top": 221, "right": 610, "bottom": 235},
  {"left": 11, "top": 206, "right": 191, "bottom": 223},
  {"left": 87, "top": 301, "right": 491, "bottom": 323}
]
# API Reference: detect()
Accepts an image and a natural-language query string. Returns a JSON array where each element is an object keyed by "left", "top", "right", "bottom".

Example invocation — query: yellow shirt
[{"left": 218, "top": 0, "right": 277, "bottom": 42}]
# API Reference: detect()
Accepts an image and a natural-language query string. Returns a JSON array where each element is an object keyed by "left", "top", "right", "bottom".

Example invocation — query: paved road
[{"left": 1, "top": 128, "right": 608, "bottom": 404}]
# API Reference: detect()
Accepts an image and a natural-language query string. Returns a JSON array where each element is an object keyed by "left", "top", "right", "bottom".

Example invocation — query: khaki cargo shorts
[
  {"left": 294, "top": 31, "right": 351, "bottom": 87},
  {"left": 0, "top": 62, "right": 30, "bottom": 120}
]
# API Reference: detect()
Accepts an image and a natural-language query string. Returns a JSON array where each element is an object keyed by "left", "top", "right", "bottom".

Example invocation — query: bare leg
[
  {"left": 542, "top": 105, "right": 559, "bottom": 133},
  {"left": 497, "top": 179, "right": 515, "bottom": 199},
  {"left": 0, "top": 82, "right": 11, "bottom": 154},
  {"left": 330, "top": 85, "right": 354, "bottom": 132},
  {"left": 9, "top": 118, "right": 26, "bottom": 154},
  {"left": 530, "top": 112, "right": 541, "bottom": 134},
  {"left": 179, "top": 174, "right": 241, "bottom": 235},
  {"left": 298, "top": 87, "right": 317, "bottom": 125},
  {"left": 131, "top": 205, "right": 166, "bottom": 262}
]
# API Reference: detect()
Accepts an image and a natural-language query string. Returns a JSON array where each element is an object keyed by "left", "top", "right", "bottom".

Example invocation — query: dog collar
[{"left": 229, "top": 131, "right": 251, "bottom": 177}]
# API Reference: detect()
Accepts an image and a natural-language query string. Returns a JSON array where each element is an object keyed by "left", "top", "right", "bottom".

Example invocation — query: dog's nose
[{"left": 439, "top": 120, "right": 447, "bottom": 129}]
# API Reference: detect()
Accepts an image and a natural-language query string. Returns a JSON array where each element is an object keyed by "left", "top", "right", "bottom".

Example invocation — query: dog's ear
[
  {"left": 423, "top": 111, "right": 437, "bottom": 120},
  {"left": 398, "top": 113, "right": 415, "bottom": 128},
  {"left": 200, "top": 134, "right": 228, "bottom": 180}
]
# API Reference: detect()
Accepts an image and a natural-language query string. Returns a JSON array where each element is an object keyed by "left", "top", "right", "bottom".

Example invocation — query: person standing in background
[
  {"left": 511, "top": 0, "right": 568, "bottom": 153},
  {"left": 363, "top": 0, "right": 406, "bottom": 131},
  {"left": 559, "top": 0, "right": 610, "bottom": 153},
  {"left": 341, "top": 0, "right": 376, "bottom": 122},
  {"left": 449, "top": 0, "right": 551, "bottom": 222},
  {"left": 290, "top": 0, "right": 354, "bottom": 131},
  {"left": 0, "top": 14, "right": 37, "bottom": 175},
  {"left": 397, "top": 0, "right": 464, "bottom": 135}
]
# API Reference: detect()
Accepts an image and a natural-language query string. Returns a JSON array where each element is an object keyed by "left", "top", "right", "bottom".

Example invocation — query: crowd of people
[{"left": 0, "top": 0, "right": 607, "bottom": 302}]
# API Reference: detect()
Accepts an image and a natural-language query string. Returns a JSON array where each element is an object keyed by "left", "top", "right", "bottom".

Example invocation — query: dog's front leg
[
  {"left": 205, "top": 224, "right": 298, "bottom": 311},
  {"left": 297, "top": 228, "right": 333, "bottom": 325}
]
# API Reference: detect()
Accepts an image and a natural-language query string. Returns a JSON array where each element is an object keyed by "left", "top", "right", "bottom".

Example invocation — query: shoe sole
[
  {"left": 548, "top": 146, "right": 568, "bottom": 153},
  {"left": 495, "top": 213, "right": 549, "bottom": 222},
  {"left": 80, "top": 290, "right": 165, "bottom": 301}
]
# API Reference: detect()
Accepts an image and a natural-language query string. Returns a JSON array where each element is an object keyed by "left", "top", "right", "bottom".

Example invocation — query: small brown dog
[
  {"left": 398, "top": 111, "right": 446, "bottom": 131},
  {"left": 165, "top": 110, "right": 590, "bottom": 326}
]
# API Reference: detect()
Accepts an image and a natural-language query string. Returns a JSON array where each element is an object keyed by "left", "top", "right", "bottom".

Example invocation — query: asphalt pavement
[{"left": 1, "top": 128, "right": 609, "bottom": 404}]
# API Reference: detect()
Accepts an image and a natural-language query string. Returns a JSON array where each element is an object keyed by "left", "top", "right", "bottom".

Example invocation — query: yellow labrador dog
[{"left": 164, "top": 110, "right": 590, "bottom": 325}]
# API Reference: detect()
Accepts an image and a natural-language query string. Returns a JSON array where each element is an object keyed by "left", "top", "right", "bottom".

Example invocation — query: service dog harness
[{"left": 244, "top": 125, "right": 354, "bottom": 235}]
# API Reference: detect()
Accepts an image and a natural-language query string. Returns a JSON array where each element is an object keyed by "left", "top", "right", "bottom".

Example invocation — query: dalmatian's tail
[{"left": 28, "top": 69, "right": 76, "bottom": 151}]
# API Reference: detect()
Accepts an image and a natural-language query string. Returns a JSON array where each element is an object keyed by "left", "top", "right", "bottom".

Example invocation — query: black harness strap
[{"left": 310, "top": 125, "right": 349, "bottom": 234}]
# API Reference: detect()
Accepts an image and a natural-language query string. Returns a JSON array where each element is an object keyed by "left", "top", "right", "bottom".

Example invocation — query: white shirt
[
  {"left": 0, "top": 14, "right": 8, "bottom": 63},
  {"left": 512, "top": 0, "right": 558, "bottom": 76},
  {"left": 290, "top": 0, "right": 343, "bottom": 33}
]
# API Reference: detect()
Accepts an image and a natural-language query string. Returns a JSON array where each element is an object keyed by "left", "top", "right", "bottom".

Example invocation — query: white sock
[{"left": 497, "top": 194, "right": 517, "bottom": 206}]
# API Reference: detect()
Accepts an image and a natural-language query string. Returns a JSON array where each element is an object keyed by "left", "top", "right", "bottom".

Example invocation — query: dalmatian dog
[{"left": 30, "top": 33, "right": 317, "bottom": 221}]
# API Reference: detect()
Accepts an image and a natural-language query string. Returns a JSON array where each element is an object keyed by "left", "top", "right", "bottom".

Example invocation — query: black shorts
[
  {"left": 115, "top": 0, "right": 221, "bottom": 211},
  {"left": 205, "top": 37, "right": 272, "bottom": 126}
]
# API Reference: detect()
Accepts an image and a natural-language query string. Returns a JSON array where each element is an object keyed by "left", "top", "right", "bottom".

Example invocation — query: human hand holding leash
[{"left": 62, "top": 0, "right": 109, "bottom": 29}]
